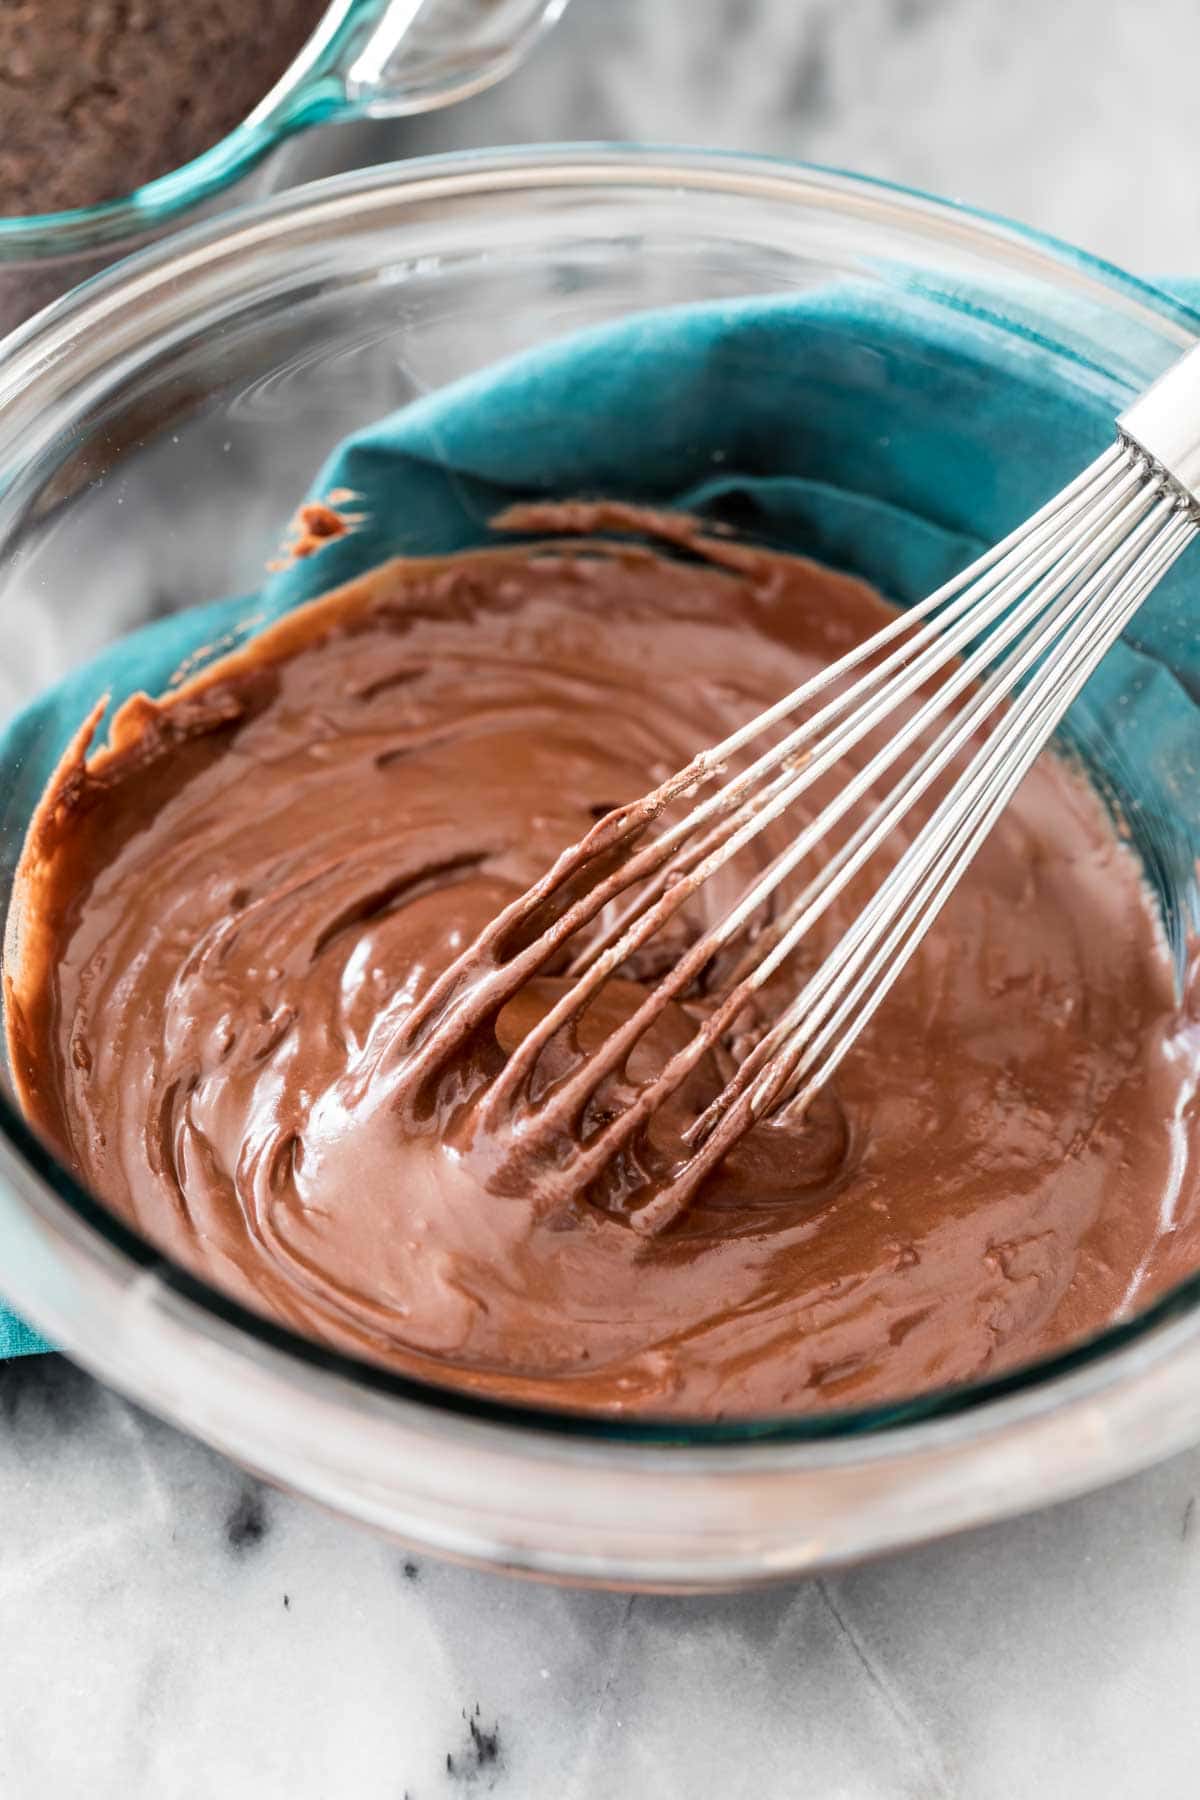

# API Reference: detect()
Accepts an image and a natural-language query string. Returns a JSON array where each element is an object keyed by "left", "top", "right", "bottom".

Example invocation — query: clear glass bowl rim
[{"left": 2, "top": 141, "right": 1200, "bottom": 1462}]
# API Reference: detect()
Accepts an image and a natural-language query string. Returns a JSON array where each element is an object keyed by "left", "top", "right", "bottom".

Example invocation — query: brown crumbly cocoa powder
[{"left": 0, "top": 0, "right": 328, "bottom": 218}]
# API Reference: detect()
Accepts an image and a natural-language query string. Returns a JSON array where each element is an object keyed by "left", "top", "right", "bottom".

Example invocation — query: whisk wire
[
  {"left": 400, "top": 447, "right": 1134, "bottom": 1080},
  {"left": 537, "top": 481, "right": 1193, "bottom": 1232},
  {"left": 740, "top": 498, "right": 1195, "bottom": 1127},
  {"left": 475, "top": 449, "right": 1149, "bottom": 1129},
  {"left": 395, "top": 339, "right": 1200, "bottom": 1230},
  {"left": 480, "top": 452, "right": 1168, "bottom": 1152}
]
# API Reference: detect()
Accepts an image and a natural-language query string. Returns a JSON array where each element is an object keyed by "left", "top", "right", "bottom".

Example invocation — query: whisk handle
[{"left": 1119, "top": 342, "right": 1200, "bottom": 510}]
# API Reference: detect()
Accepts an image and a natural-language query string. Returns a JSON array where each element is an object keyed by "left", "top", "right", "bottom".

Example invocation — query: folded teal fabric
[{"left": 4, "top": 273, "right": 1198, "bottom": 1357}]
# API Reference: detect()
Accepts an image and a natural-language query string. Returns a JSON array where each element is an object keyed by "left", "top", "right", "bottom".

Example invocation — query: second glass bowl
[{"left": 0, "top": 0, "right": 568, "bottom": 334}]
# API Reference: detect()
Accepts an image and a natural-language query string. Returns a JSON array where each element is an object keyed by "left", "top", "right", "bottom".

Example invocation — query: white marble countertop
[
  {"left": 5, "top": 1352, "right": 1200, "bottom": 1797},
  {"left": 10, "top": 2, "right": 1200, "bottom": 1793}
]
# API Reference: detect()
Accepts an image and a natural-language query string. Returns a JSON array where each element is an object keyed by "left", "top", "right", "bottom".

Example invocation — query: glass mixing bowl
[
  {"left": 2, "top": 146, "right": 1200, "bottom": 1591},
  {"left": 0, "top": 0, "right": 567, "bottom": 334}
]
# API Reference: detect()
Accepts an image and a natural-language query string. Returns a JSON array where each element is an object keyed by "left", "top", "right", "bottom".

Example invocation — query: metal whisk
[{"left": 398, "top": 346, "right": 1200, "bottom": 1232}]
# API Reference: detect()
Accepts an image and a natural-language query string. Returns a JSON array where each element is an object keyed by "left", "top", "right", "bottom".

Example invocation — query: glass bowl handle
[{"left": 333, "top": 0, "right": 570, "bottom": 117}]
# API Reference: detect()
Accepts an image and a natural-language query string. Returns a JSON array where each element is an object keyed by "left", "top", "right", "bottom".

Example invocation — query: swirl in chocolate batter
[{"left": 7, "top": 506, "right": 1200, "bottom": 1417}]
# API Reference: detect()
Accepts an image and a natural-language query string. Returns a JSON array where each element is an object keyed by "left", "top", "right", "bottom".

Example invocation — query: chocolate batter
[{"left": 8, "top": 508, "right": 1200, "bottom": 1417}]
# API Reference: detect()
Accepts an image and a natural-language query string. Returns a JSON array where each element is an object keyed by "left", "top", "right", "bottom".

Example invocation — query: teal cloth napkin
[{"left": 4, "top": 273, "right": 1199, "bottom": 1357}]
